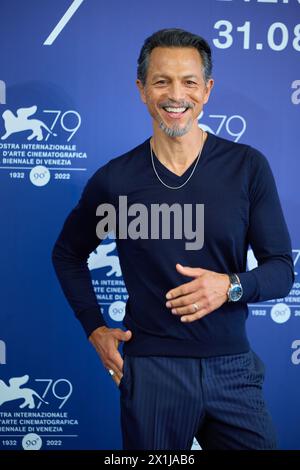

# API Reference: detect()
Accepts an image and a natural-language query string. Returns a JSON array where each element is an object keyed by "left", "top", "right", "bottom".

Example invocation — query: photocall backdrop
[{"left": 0, "top": 0, "right": 299, "bottom": 451}]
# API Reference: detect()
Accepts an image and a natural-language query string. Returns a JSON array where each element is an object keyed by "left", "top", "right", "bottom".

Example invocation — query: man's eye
[
  {"left": 155, "top": 80, "right": 166, "bottom": 85},
  {"left": 186, "top": 81, "right": 197, "bottom": 85}
]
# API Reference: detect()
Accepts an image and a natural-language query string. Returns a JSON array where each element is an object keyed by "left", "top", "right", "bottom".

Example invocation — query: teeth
[{"left": 164, "top": 107, "right": 187, "bottom": 113}]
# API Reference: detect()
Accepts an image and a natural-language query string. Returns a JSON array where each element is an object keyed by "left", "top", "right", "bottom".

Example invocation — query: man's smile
[{"left": 161, "top": 106, "right": 190, "bottom": 119}]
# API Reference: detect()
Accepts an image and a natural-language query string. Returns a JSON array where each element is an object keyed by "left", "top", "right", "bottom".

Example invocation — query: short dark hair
[{"left": 137, "top": 28, "right": 212, "bottom": 85}]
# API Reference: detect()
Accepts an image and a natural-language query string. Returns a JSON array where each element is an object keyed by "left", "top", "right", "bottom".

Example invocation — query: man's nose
[{"left": 168, "top": 82, "right": 185, "bottom": 102}]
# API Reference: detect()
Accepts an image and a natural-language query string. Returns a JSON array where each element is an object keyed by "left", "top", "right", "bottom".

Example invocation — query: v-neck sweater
[{"left": 52, "top": 133, "right": 294, "bottom": 357}]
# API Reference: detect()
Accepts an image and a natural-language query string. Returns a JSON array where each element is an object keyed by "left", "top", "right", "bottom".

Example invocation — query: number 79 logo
[
  {"left": 35, "top": 379, "right": 73, "bottom": 409},
  {"left": 43, "top": 110, "right": 81, "bottom": 141},
  {"left": 198, "top": 111, "right": 246, "bottom": 142}
]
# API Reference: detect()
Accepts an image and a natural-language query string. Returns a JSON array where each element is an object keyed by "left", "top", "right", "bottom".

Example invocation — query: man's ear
[
  {"left": 203, "top": 78, "right": 214, "bottom": 105},
  {"left": 136, "top": 79, "right": 147, "bottom": 104}
]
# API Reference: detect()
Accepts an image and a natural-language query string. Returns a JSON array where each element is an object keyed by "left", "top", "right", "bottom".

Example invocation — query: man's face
[{"left": 137, "top": 47, "right": 213, "bottom": 138}]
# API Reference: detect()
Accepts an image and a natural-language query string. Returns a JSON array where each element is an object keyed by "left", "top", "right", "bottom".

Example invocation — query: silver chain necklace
[{"left": 150, "top": 130, "right": 204, "bottom": 190}]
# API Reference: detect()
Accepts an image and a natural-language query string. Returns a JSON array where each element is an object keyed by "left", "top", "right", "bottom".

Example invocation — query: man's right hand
[{"left": 89, "top": 326, "right": 132, "bottom": 387}]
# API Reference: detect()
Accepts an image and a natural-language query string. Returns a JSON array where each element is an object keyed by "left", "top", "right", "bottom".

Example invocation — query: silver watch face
[{"left": 229, "top": 284, "right": 243, "bottom": 302}]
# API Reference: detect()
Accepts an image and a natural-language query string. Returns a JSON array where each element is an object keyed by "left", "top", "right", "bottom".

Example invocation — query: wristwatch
[{"left": 227, "top": 273, "right": 243, "bottom": 302}]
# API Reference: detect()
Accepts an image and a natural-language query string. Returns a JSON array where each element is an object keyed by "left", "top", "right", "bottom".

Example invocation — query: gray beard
[{"left": 159, "top": 117, "right": 193, "bottom": 137}]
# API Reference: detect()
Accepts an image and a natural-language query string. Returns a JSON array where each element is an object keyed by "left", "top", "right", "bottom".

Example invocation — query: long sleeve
[
  {"left": 238, "top": 148, "right": 294, "bottom": 303},
  {"left": 52, "top": 163, "right": 111, "bottom": 337}
]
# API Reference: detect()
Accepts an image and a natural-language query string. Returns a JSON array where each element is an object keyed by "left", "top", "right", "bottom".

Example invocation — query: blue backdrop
[{"left": 0, "top": 0, "right": 299, "bottom": 451}]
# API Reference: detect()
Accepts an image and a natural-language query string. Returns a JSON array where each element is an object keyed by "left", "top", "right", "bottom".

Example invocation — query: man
[{"left": 52, "top": 29, "right": 294, "bottom": 450}]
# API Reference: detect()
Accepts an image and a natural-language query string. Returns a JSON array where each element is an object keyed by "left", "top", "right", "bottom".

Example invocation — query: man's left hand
[{"left": 165, "top": 263, "right": 230, "bottom": 323}]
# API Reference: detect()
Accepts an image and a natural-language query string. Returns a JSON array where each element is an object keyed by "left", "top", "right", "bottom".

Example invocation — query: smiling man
[
  {"left": 52, "top": 29, "right": 294, "bottom": 450},
  {"left": 138, "top": 46, "right": 210, "bottom": 138}
]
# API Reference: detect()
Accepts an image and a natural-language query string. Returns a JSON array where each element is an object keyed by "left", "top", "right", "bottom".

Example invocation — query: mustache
[{"left": 159, "top": 101, "right": 194, "bottom": 109}]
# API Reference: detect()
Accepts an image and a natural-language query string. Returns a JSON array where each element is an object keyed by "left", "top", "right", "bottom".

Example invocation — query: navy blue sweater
[{"left": 52, "top": 133, "right": 294, "bottom": 357}]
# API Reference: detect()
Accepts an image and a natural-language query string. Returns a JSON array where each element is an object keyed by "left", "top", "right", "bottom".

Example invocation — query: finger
[
  {"left": 176, "top": 263, "right": 206, "bottom": 278},
  {"left": 112, "top": 329, "right": 132, "bottom": 342},
  {"left": 110, "top": 372, "right": 121, "bottom": 387},
  {"left": 166, "top": 277, "right": 200, "bottom": 300},
  {"left": 112, "top": 351, "right": 124, "bottom": 374},
  {"left": 107, "top": 350, "right": 124, "bottom": 376},
  {"left": 106, "top": 360, "right": 123, "bottom": 384},
  {"left": 171, "top": 303, "right": 206, "bottom": 316},
  {"left": 180, "top": 309, "right": 208, "bottom": 323},
  {"left": 166, "top": 291, "right": 202, "bottom": 309}
]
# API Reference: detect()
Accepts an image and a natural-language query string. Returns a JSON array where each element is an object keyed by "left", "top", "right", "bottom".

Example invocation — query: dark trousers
[{"left": 119, "top": 350, "right": 277, "bottom": 450}]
